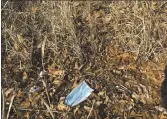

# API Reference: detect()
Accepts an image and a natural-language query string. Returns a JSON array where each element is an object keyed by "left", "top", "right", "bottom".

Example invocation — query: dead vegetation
[{"left": 1, "top": 1, "right": 167, "bottom": 119}]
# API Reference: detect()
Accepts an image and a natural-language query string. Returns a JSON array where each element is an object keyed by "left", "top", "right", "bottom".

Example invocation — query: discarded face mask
[{"left": 65, "top": 81, "right": 94, "bottom": 107}]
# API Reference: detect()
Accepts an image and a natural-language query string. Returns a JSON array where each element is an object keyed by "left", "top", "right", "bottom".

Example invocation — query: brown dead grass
[{"left": 2, "top": 1, "right": 167, "bottom": 119}]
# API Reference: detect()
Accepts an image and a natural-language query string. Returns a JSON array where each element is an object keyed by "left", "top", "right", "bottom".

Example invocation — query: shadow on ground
[{"left": 161, "top": 65, "right": 167, "bottom": 110}]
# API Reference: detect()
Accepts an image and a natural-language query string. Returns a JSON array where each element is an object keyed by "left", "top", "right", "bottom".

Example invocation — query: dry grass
[{"left": 2, "top": 1, "right": 167, "bottom": 118}]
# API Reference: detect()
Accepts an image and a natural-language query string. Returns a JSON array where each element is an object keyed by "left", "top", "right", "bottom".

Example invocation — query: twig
[
  {"left": 7, "top": 94, "right": 16, "bottom": 119},
  {"left": 1, "top": 1, "right": 8, "bottom": 10},
  {"left": 42, "top": 98, "right": 54, "bottom": 119},
  {"left": 2, "top": 89, "right": 5, "bottom": 119},
  {"left": 40, "top": 36, "right": 50, "bottom": 105},
  {"left": 15, "top": 108, "right": 60, "bottom": 113},
  {"left": 42, "top": 79, "right": 51, "bottom": 105},
  {"left": 86, "top": 100, "right": 95, "bottom": 119},
  {"left": 41, "top": 36, "right": 47, "bottom": 70}
]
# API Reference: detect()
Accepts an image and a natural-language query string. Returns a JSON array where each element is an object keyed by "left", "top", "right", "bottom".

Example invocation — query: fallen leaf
[
  {"left": 140, "top": 95, "right": 146, "bottom": 104},
  {"left": 74, "top": 106, "right": 80, "bottom": 114},
  {"left": 23, "top": 71, "right": 28, "bottom": 80},
  {"left": 48, "top": 68, "right": 65, "bottom": 77},
  {"left": 23, "top": 112, "right": 30, "bottom": 118},
  {"left": 39, "top": 115, "right": 44, "bottom": 119},
  {"left": 73, "top": 2, "right": 80, "bottom": 7},
  {"left": 84, "top": 106, "right": 91, "bottom": 112},
  {"left": 57, "top": 100, "right": 68, "bottom": 111},
  {"left": 74, "top": 61, "right": 79, "bottom": 70},
  {"left": 5, "top": 88, "right": 14, "bottom": 97},
  {"left": 72, "top": 80, "right": 79, "bottom": 88},
  {"left": 104, "top": 14, "right": 112, "bottom": 22},
  {"left": 159, "top": 112, "right": 167, "bottom": 119},
  {"left": 53, "top": 79, "right": 62, "bottom": 87},
  {"left": 94, "top": 10, "right": 104, "bottom": 18},
  {"left": 105, "top": 95, "right": 109, "bottom": 104},
  {"left": 31, "top": 7, "right": 38, "bottom": 14},
  {"left": 98, "top": 91, "right": 105, "bottom": 96},
  {"left": 132, "top": 92, "right": 139, "bottom": 103},
  {"left": 44, "top": 113, "right": 50, "bottom": 117},
  {"left": 14, "top": 34, "right": 25, "bottom": 52},
  {"left": 30, "top": 93, "right": 41, "bottom": 106},
  {"left": 17, "top": 89, "right": 23, "bottom": 98},
  {"left": 20, "top": 100, "right": 31, "bottom": 108}
]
